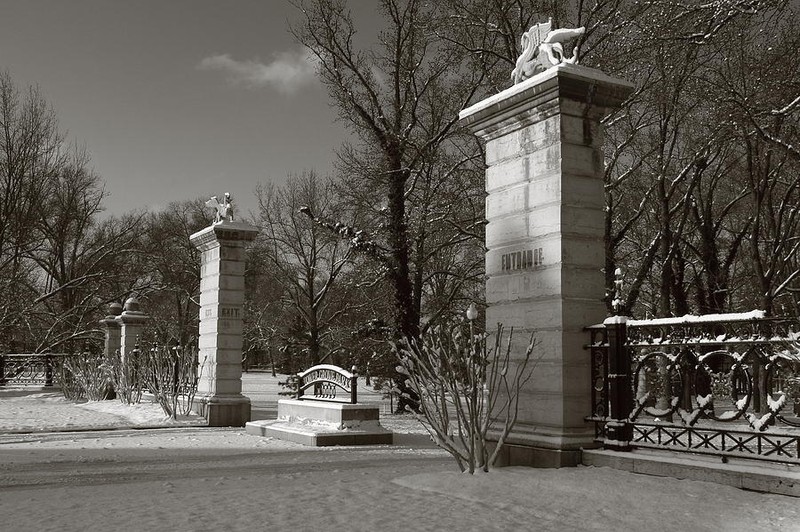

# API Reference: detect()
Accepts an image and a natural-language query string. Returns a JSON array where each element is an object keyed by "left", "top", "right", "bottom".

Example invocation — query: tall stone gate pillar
[
  {"left": 460, "top": 63, "right": 633, "bottom": 466},
  {"left": 190, "top": 220, "right": 258, "bottom": 426}
]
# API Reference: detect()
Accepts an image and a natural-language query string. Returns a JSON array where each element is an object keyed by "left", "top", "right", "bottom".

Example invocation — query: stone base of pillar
[
  {"left": 193, "top": 394, "right": 251, "bottom": 427},
  {"left": 487, "top": 426, "right": 600, "bottom": 468},
  {"left": 490, "top": 442, "right": 582, "bottom": 468}
]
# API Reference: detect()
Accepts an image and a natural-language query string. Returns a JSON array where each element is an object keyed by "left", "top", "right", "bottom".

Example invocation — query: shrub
[
  {"left": 395, "top": 322, "right": 537, "bottom": 474},
  {"left": 56, "top": 357, "right": 85, "bottom": 401},
  {"left": 109, "top": 347, "right": 145, "bottom": 405},
  {"left": 140, "top": 343, "right": 200, "bottom": 419},
  {"left": 59, "top": 351, "right": 114, "bottom": 401}
]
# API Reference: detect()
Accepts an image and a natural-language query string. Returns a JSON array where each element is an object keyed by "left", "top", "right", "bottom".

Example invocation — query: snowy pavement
[{"left": 1, "top": 377, "right": 799, "bottom": 531}]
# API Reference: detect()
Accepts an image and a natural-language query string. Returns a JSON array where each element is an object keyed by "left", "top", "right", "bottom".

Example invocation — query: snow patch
[{"left": 628, "top": 310, "right": 766, "bottom": 326}]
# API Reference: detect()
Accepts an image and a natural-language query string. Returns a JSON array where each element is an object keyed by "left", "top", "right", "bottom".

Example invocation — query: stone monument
[
  {"left": 246, "top": 364, "right": 393, "bottom": 446},
  {"left": 190, "top": 193, "right": 259, "bottom": 426},
  {"left": 459, "top": 23, "right": 633, "bottom": 466}
]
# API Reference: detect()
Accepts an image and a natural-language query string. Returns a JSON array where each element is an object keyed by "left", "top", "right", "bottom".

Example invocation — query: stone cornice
[
  {"left": 190, "top": 221, "right": 260, "bottom": 250},
  {"left": 459, "top": 63, "right": 634, "bottom": 141},
  {"left": 115, "top": 311, "right": 149, "bottom": 325}
]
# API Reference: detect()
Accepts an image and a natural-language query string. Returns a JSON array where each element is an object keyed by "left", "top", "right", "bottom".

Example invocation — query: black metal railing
[
  {"left": 588, "top": 315, "right": 800, "bottom": 463},
  {"left": 0, "top": 353, "right": 68, "bottom": 387}
]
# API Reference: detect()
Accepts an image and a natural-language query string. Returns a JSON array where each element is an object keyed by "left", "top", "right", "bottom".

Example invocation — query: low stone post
[
  {"left": 604, "top": 316, "right": 632, "bottom": 451},
  {"left": 190, "top": 220, "right": 259, "bottom": 427},
  {"left": 100, "top": 302, "right": 123, "bottom": 358},
  {"left": 115, "top": 297, "right": 148, "bottom": 363}
]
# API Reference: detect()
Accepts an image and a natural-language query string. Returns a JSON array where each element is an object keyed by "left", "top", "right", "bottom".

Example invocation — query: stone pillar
[
  {"left": 100, "top": 302, "right": 123, "bottom": 358},
  {"left": 190, "top": 221, "right": 259, "bottom": 427},
  {"left": 115, "top": 297, "right": 148, "bottom": 362},
  {"left": 459, "top": 63, "right": 633, "bottom": 467}
]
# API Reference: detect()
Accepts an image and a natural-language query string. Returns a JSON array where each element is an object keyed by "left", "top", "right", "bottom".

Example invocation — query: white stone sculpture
[
  {"left": 205, "top": 192, "right": 234, "bottom": 224},
  {"left": 511, "top": 18, "right": 586, "bottom": 84}
]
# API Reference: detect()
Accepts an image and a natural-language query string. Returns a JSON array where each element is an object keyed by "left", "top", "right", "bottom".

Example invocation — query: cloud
[{"left": 198, "top": 48, "right": 319, "bottom": 94}]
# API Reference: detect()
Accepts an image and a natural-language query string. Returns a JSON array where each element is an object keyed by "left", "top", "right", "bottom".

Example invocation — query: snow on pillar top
[
  {"left": 189, "top": 220, "right": 259, "bottom": 251},
  {"left": 459, "top": 62, "right": 634, "bottom": 141}
]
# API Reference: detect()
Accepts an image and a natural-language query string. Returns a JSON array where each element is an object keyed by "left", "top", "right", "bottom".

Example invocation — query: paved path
[
  {"left": 1, "top": 427, "right": 798, "bottom": 532},
  {"left": 1, "top": 376, "right": 798, "bottom": 531}
]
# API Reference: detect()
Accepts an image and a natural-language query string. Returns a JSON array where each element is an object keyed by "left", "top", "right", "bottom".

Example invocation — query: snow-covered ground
[{"left": 0, "top": 374, "right": 798, "bottom": 531}]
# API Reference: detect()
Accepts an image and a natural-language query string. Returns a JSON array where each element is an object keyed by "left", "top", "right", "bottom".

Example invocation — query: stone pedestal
[
  {"left": 115, "top": 297, "right": 148, "bottom": 363},
  {"left": 245, "top": 399, "right": 393, "bottom": 446},
  {"left": 189, "top": 221, "right": 259, "bottom": 427},
  {"left": 459, "top": 63, "right": 633, "bottom": 467}
]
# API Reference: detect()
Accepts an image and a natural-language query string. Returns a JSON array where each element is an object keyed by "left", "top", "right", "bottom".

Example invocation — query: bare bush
[
  {"left": 109, "top": 347, "right": 145, "bottom": 405},
  {"left": 395, "top": 322, "right": 537, "bottom": 473},
  {"left": 141, "top": 343, "right": 199, "bottom": 419},
  {"left": 59, "top": 351, "right": 113, "bottom": 401},
  {"left": 56, "top": 358, "right": 84, "bottom": 401}
]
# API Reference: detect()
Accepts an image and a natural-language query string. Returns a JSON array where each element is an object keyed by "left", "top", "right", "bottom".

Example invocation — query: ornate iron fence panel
[
  {"left": 588, "top": 316, "right": 800, "bottom": 463},
  {"left": 0, "top": 354, "right": 67, "bottom": 386},
  {"left": 630, "top": 423, "right": 800, "bottom": 461}
]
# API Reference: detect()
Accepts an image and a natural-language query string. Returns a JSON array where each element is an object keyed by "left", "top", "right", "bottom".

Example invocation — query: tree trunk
[{"left": 386, "top": 150, "right": 419, "bottom": 341}]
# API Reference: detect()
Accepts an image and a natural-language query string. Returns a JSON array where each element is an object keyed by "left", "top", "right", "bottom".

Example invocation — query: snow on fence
[{"left": 587, "top": 313, "right": 800, "bottom": 463}]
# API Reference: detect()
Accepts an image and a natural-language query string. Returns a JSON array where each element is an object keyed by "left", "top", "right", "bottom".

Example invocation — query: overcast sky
[{"left": 0, "top": 0, "right": 377, "bottom": 218}]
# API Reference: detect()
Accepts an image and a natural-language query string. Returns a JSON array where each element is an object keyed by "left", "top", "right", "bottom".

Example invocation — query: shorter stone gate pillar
[
  {"left": 115, "top": 297, "right": 148, "bottom": 362},
  {"left": 100, "top": 302, "right": 123, "bottom": 358},
  {"left": 190, "top": 220, "right": 258, "bottom": 426}
]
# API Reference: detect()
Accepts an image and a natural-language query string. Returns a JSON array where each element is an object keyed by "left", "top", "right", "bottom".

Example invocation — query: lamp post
[
  {"left": 466, "top": 302, "right": 478, "bottom": 354},
  {"left": 466, "top": 302, "right": 481, "bottom": 386}
]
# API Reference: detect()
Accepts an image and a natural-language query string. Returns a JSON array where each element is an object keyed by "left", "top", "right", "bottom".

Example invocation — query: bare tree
[
  {"left": 583, "top": 0, "right": 789, "bottom": 317},
  {"left": 293, "top": 0, "right": 487, "bottom": 340},
  {"left": 255, "top": 171, "right": 360, "bottom": 366},
  {"left": 0, "top": 71, "right": 64, "bottom": 349},
  {"left": 140, "top": 199, "right": 211, "bottom": 345},
  {"left": 710, "top": 8, "right": 800, "bottom": 314},
  {"left": 0, "top": 72, "right": 145, "bottom": 352}
]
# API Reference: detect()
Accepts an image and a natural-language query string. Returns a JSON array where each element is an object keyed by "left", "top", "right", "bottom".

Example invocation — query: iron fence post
[
  {"left": 351, "top": 366, "right": 358, "bottom": 404},
  {"left": 45, "top": 354, "right": 53, "bottom": 387},
  {"left": 605, "top": 317, "right": 632, "bottom": 451},
  {"left": 0, "top": 355, "right": 5, "bottom": 386},
  {"left": 172, "top": 346, "right": 180, "bottom": 398}
]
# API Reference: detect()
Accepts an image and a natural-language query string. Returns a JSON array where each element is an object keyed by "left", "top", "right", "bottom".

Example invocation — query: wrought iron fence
[
  {"left": 587, "top": 315, "right": 800, "bottom": 463},
  {"left": 0, "top": 353, "right": 68, "bottom": 387}
]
